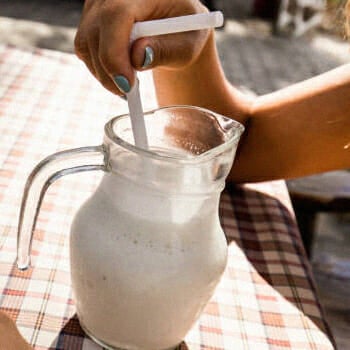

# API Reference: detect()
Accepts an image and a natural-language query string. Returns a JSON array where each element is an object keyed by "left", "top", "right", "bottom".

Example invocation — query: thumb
[{"left": 131, "top": 31, "right": 209, "bottom": 71}]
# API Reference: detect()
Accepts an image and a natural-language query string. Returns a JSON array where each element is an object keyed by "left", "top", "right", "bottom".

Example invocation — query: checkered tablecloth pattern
[{"left": 0, "top": 44, "right": 334, "bottom": 349}]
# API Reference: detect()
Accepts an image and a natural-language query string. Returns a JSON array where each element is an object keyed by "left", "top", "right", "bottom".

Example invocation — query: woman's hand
[
  {"left": 74, "top": 0, "right": 209, "bottom": 96},
  {"left": 0, "top": 311, "right": 32, "bottom": 350}
]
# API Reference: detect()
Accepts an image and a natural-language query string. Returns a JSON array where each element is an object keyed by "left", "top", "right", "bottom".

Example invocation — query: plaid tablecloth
[{"left": 0, "top": 44, "right": 334, "bottom": 350}]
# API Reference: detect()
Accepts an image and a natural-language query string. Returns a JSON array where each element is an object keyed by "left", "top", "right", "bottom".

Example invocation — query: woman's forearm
[{"left": 230, "top": 63, "right": 350, "bottom": 182}]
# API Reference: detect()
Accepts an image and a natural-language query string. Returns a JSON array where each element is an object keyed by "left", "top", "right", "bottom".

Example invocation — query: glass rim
[{"left": 104, "top": 105, "right": 244, "bottom": 164}]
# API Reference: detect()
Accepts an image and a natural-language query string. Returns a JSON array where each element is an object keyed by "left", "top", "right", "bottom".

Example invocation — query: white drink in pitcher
[{"left": 71, "top": 172, "right": 228, "bottom": 349}]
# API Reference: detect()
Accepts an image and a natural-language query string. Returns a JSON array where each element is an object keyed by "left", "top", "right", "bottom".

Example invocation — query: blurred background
[{"left": 0, "top": 0, "right": 349, "bottom": 348}]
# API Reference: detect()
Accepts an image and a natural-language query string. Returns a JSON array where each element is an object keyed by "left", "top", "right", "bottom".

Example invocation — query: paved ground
[{"left": 1, "top": 0, "right": 350, "bottom": 348}]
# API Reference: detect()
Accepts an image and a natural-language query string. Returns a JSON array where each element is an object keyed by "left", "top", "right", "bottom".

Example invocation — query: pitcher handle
[{"left": 17, "top": 145, "right": 108, "bottom": 270}]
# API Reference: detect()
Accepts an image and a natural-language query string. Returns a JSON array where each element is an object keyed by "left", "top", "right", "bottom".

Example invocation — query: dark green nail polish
[
  {"left": 142, "top": 46, "right": 154, "bottom": 69},
  {"left": 113, "top": 75, "right": 131, "bottom": 94}
]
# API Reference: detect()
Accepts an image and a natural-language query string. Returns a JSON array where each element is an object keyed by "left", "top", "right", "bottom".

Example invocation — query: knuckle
[
  {"left": 182, "top": 35, "right": 198, "bottom": 59},
  {"left": 156, "top": 41, "right": 170, "bottom": 67},
  {"left": 100, "top": 0, "right": 130, "bottom": 21},
  {"left": 156, "top": 37, "right": 195, "bottom": 68}
]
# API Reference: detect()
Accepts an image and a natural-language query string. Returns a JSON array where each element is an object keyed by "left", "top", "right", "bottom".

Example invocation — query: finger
[
  {"left": 130, "top": 29, "right": 211, "bottom": 71},
  {"left": 97, "top": 3, "right": 137, "bottom": 95},
  {"left": 90, "top": 47, "right": 123, "bottom": 96},
  {"left": 74, "top": 0, "right": 99, "bottom": 74},
  {"left": 75, "top": 1, "right": 135, "bottom": 96},
  {"left": 75, "top": 25, "right": 122, "bottom": 96},
  {"left": 87, "top": 30, "right": 124, "bottom": 95}
]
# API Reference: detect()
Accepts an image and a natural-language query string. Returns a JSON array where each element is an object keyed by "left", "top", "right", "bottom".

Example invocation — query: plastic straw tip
[{"left": 213, "top": 11, "right": 224, "bottom": 28}]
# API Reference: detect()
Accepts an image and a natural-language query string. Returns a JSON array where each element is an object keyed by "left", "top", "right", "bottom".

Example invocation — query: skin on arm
[
  {"left": 231, "top": 64, "right": 350, "bottom": 182},
  {"left": 0, "top": 311, "right": 32, "bottom": 350}
]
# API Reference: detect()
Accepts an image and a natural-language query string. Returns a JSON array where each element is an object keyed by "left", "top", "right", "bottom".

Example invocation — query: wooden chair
[{"left": 287, "top": 170, "right": 350, "bottom": 257}]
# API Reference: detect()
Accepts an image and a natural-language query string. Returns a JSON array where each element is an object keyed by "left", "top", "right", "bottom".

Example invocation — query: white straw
[
  {"left": 126, "top": 11, "right": 224, "bottom": 149},
  {"left": 130, "top": 11, "right": 224, "bottom": 41},
  {"left": 126, "top": 79, "right": 148, "bottom": 149}
]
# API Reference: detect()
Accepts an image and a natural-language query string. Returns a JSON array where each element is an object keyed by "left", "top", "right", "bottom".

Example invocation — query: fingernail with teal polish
[
  {"left": 113, "top": 75, "right": 131, "bottom": 94},
  {"left": 142, "top": 46, "right": 154, "bottom": 69}
]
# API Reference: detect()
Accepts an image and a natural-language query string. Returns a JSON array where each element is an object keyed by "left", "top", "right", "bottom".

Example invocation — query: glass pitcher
[{"left": 17, "top": 105, "right": 244, "bottom": 350}]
